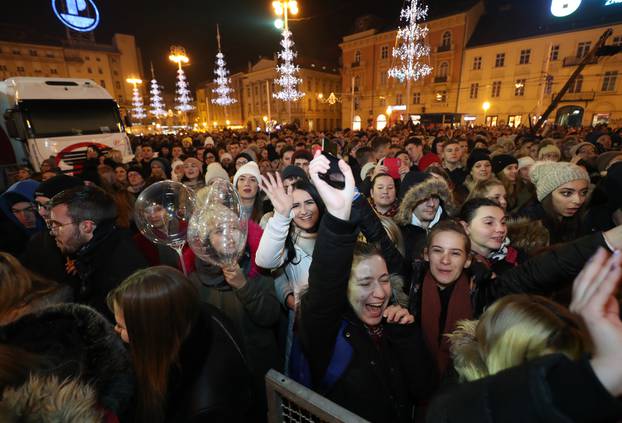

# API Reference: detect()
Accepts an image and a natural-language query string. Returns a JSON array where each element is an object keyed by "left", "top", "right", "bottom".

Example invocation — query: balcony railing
[
  {"left": 437, "top": 44, "right": 451, "bottom": 53},
  {"left": 552, "top": 90, "right": 596, "bottom": 102},
  {"left": 351, "top": 61, "right": 360, "bottom": 68},
  {"left": 562, "top": 56, "right": 598, "bottom": 67},
  {"left": 64, "top": 55, "right": 84, "bottom": 63},
  {"left": 434, "top": 75, "right": 448, "bottom": 83}
]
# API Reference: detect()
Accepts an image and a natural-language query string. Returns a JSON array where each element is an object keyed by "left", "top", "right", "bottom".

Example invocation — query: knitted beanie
[
  {"left": 517, "top": 156, "right": 535, "bottom": 170},
  {"left": 530, "top": 161, "right": 590, "bottom": 201},
  {"left": 491, "top": 154, "right": 518, "bottom": 174},
  {"left": 418, "top": 152, "right": 441, "bottom": 171},
  {"left": 233, "top": 161, "right": 262, "bottom": 188},
  {"left": 537, "top": 144, "right": 561, "bottom": 161},
  {"left": 204, "top": 162, "right": 230, "bottom": 185},
  {"left": 466, "top": 149, "right": 491, "bottom": 173},
  {"left": 183, "top": 157, "right": 203, "bottom": 173}
]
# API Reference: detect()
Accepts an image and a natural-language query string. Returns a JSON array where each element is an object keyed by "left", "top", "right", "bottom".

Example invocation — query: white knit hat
[
  {"left": 530, "top": 161, "right": 590, "bottom": 201},
  {"left": 204, "top": 162, "right": 229, "bottom": 185},
  {"left": 233, "top": 161, "right": 262, "bottom": 188},
  {"left": 171, "top": 159, "right": 184, "bottom": 182},
  {"left": 517, "top": 156, "right": 535, "bottom": 170}
]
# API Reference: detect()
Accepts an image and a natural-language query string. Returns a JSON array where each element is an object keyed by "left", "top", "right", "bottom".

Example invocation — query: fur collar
[{"left": 395, "top": 178, "right": 454, "bottom": 226}]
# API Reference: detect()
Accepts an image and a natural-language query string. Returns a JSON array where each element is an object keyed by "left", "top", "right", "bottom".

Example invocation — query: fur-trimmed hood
[
  {"left": 0, "top": 375, "right": 103, "bottom": 422},
  {"left": 0, "top": 303, "right": 134, "bottom": 416},
  {"left": 506, "top": 217, "right": 550, "bottom": 256},
  {"left": 395, "top": 177, "right": 454, "bottom": 225}
]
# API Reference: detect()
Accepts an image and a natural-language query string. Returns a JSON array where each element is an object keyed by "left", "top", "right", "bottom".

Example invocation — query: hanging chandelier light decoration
[{"left": 212, "top": 25, "right": 237, "bottom": 107}]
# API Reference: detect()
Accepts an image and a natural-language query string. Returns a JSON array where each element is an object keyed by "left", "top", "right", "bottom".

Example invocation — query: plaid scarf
[{"left": 368, "top": 197, "right": 399, "bottom": 218}]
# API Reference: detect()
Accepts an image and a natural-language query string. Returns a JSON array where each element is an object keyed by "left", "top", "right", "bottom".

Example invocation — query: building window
[
  {"left": 12, "top": 49, "right": 21, "bottom": 55},
  {"left": 472, "top": 56, "right": 482, "bottom": 70},
  {"left": 396, "top": 93, "right": 403, "bottom": 104},
  {"left": 50, "top": 68, "right": 58, "bottom": 74},
  {"left": 85, "top": 56, "right": 90, "bottom": 61},
  {"left": 550, "top": 45, "right": 560, "bottom": 61},
  {"left": 87, "top": 67, "right": 92, "bottom": 74},
  {"left": 115, "top": 81, "right": 121, "bottom": 89},
  {"left": 354, "top": 95, "right": 360, "bottom": 110},
  {"left": 29, "top": 49, "right": 38, "bottom": 56},
  {"left": 111, "top": 58, "right": 117, "bottom": 63},
  {"left": 514, "top": 79, "right": 526, "bottom": 96},
  {"left": 412, "top": 92, "right": 421, "bottom": 104},
  {"left": 508, "top": 115, "right": 522, "bottom": 127},
  {"left": 100, "top": 80, "right": 106, "bottom": 88},
  {"left": 0, "top": 65, "right": 7, "bottom": 71},
  {"left": 354, "top": 75, "right": 360, "bottom": 91},
  {"left": 113, "top": 70, "right": 118, "bottom": 76},
  {"left": 435, "top": 90, "right": 447, "bottom": 103},
  {"left": 353, "top": 115, "right": 362, "bottom": 131},
  {"left": 380, "top": 72, "right": 387, "bottom": 86},
  {"left": 602, "top": 71, "right": 618, "bottom": 92},
  {"left": 495, "top": 53, "right": 505, "bottom": 67},
  {"left": 381, "top": 46, "right": 389, "bottom": 59},
  {"left": 438, "top": 62, "right": 448, "bottom": 77},
  {"left": 613, "top": 36, "right": 622, "bottom": 47},
  {"left": 569, "top": 74, "right": 583, "bottom": 93},
  {"left": 46, "top": 51, "right": 55, "bottom": 58},
  {"left": 519, "top": 49, "right": 531, "bottom": 65},
  {"left": 442, "top": 31, "right": 451, "bottom": 48},
  {"left": 354, "top": 50, "right": 361, "bottom": 65},
  {"left": 492, "top": 81, "right": 501, "bottom": 97},
  {"left": 576, "top": 42, "right": 591, "bottom": 58},
  {"left": 98, "top": 67, "right": 103, "bottom": 74},
  {"left": 96, "top": 57, "right": 101, "bottom": 62},
  {"left": 544, "top": 75, "right": 554, "bottom": 95},
  {"left": 469, "top": 83, "right": 479, "bottom": 99},
  {"left": 16, "top": 66, "right": 25, "bottom": 72}
]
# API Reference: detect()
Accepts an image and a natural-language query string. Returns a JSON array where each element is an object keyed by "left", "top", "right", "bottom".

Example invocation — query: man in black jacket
[{"left": 48, "top": 186, "right": 148, "bottom": 321}]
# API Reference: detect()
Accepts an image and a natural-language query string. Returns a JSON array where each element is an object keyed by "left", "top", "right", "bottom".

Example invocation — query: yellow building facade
[
  {"left": 457, "top": 25, "right": 622, "bottom": 127},
  {"left": 339, "top": 2, "right": 484, "bottom": 130},
  {"left": 196, "top": 72, "right": 245, "bottom": 129},
  {"left": 0, "top": 28, "right": 144, "bottom": 113}
]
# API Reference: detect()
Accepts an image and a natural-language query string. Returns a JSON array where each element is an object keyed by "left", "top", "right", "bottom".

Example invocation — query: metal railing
[
  {"left": 266, "top": 370, "right": 369, "bottom": 423},
  {"left": 434, "top": 75, "right": 448, "bottom": 83}
]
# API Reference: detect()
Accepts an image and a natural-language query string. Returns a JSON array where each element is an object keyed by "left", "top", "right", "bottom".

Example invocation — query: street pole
[{"left": 266, "top": 80, "right": 272, "bottom": 123}]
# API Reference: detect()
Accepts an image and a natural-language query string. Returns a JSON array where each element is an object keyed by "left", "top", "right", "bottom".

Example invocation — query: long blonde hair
[{"left": 448, "top": 294, "right": 587, "bottom": 382}]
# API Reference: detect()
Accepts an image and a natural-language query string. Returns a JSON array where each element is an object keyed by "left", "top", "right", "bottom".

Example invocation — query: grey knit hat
[{"left": 530, "top": 161, "right": 590, "bottom": 201}]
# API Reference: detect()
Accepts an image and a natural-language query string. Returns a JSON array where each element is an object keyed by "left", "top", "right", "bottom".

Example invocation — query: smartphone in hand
[{"left": 383, "top": 157, "right": 402, "bottom": 179}]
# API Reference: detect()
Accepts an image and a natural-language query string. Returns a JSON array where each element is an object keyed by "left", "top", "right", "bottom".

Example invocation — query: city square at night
[{"left": 1, "top": 0, "right": 622, "bottom": 421}]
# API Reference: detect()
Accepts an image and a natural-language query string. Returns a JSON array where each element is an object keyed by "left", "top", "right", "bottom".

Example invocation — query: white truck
[{"left": 0, "top": 77, "right": 133, "bottom": 189}]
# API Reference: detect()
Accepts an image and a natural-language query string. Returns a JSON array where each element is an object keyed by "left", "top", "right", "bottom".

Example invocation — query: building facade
[
  {"left": 0, "top": 26, "right": 144, "bottom": 113},
  {"left": 339, "top": 1, "right": 484, "bottom": 130},
  {"left": 457, "top": 25, "right": 622, "bottom": 127},
  {"left": 196, "top": 72, "right": 245, "bottom": 129}
]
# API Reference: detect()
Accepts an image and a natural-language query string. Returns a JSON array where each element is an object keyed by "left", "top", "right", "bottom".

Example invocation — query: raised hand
[
  {"left": 309, "top": 150, "right": 355, "bottom": 221},
  {"left": 570, "top": 248, "right": 622, "bottom": 396},
  {"left": 383, "top": 304, "right": 415, "bottom": 324},
  {"left": 260, "top": 172, "right": 294, "bottom": 217},
  {"left": 222, "top": 263, "right": 247, "bottom": 290}
]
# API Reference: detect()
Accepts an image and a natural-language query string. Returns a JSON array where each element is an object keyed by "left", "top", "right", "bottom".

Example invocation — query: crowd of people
[{"left": 2, "top": 120, "right": 622, "bottom": 422}]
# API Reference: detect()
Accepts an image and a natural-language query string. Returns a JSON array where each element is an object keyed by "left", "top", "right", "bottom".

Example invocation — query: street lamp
[
  {"left": 482, "top": 101, "right": 490, "bottom": 126},
  {"left": 168, "top": 46, "right": 189, "bottom": 71},
  {"left": 169, "top": 45, "right": 192, "bottom": 127}
]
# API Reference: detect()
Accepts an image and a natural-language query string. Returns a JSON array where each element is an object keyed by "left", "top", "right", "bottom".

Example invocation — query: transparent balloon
[
  {"left": 188, "top": 180, "right": 248, "bottom": 268},
  {"left": 134, "top": 181, "right": 196, "bottom": 273}
]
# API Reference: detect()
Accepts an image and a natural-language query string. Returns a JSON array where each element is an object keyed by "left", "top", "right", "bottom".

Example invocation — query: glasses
[
  {"left": 33, "top": 201, "right": 51, "bottom": 211},
  {"left": 11, "top": 205, "right": 35, "bottom": 215},
  {"left": 47, "top": 220, "right": 78, "bottom": 232}
]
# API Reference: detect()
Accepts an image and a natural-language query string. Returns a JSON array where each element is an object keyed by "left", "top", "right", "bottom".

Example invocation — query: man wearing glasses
[
  {"left": 0, "top": 179, "right": 44, "bottom": 257},
  {"left": 20, "top": 175, "right": 84, "bottom": 283},
  {"left": 48, "top": 186, "right": 148, "bottom": 321}
]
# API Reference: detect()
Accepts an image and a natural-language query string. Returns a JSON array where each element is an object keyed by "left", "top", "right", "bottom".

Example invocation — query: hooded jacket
[
  {"left": 0, "top": 179, "right": 44, "bottom": 256},
  {"left": 0, "top": 303, "right": 135, "bottom": 417}
]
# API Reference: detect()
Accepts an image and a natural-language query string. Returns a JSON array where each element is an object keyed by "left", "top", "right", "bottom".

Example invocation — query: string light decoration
[
  {"left": 127, "top": 78, "right": 146, "bottom": 120},
  {"left": 149, "top": 63, "right": 167, "bottom": 118},
  {"left": 175, "top": 68, "right": 194, "bottom": 112},
  {"left": 387, "top": 0, "right": 433, "bottom": 83},
  {"left": 211, "top": 25, "right": 237, "bottom": 106},
  {"left": 273, "top": 29, "right": 305, "bottom": 102}
]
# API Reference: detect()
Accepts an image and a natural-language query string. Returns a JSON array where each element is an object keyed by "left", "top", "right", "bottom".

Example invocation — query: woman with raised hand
[
  {"left": 426, "top": 248, "right": 622, "bottom": 422},
  {"left": 256, "top": 172, "right": 325, "bottom": 371},
  {"left": 294, "top": 150, "right": 436, "bottom": 423}
]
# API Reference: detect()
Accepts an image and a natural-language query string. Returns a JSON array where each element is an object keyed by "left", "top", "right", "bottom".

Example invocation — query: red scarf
[
  {"left": 420, "top": 271, "right": 473, "bottom": 376},
  {"left": 368, "top": 197, "right": 399, "bottom": 218}
]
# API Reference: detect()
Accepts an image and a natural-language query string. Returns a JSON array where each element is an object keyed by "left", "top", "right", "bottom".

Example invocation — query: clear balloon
[
  {"left": 188, "top": 180, "right": 248, "bottom": 267},
  {"left": 134, "top": 180, "right": 196, "bottom": 250}
]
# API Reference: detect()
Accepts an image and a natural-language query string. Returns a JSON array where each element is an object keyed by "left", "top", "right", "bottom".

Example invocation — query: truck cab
[{"left": 0, "top": 77, "right": 133, "bottom": 189}]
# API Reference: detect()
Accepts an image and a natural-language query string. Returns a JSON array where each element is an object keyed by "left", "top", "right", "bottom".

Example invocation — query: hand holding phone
[{"left": 383, "top": 158, "right": 402, "bottom": 180}]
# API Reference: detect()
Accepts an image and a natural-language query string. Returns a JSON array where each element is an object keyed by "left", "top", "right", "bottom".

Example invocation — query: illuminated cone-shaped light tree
[
  {"left": 169, "top": 46, "right": 194, "bottom": 113},
  {"left": 212, "top": 25, "right": 237, "bottom": 107},
  {"left": 149, "top": 63, "right": 167, "bottom": 119},
  {"left": 127, "top": 78, "right": 146, "bottom": 120},
  {"left": 273, "top": 29, "right": 304, "bottom": 103},
  {"left": 387, "top": 0, "right": 432, "bottom": 83}
]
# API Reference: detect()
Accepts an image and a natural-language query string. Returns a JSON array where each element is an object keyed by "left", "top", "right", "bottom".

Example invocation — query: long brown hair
[
  {"left": 0, "top": 252, "right": 60, "bottom": 324},
  {"left": 107, "top": 266, "right": 200, "bottom": 422}
]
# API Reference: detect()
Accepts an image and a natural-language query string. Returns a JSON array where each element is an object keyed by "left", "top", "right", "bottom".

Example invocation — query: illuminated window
[
  {"left": 550, "top": 45, "right": 560, "bottom": 61},
  {"left": 495, "top": 53, "right": 505, "bottom": 67},
  {"left": 469, "top": 83, "right": 479, "bottom": 99},
  {"left": 435, "top": 90, "right": 447, "bottom": 103},
  {"left": 508, "top": 115, "right": 522, "bottom": 127},
  {"left": 514, "top": 79, "right": 526, "bottom": 96},
  {"left": 353, "top": 115, "right": 362, "bottom": 130},
  {"left": 472, "top": 56, "right": 482, "bottom": 70},
  {"left": 376, "top": 114, "right": 387, "bottom": 130},
  {"left": 519, "top": 49, "right": 531, "bottom": 65}
]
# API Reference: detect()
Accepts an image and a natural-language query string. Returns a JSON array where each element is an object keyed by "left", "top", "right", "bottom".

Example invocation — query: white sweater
[{"left": 255, "top": 211, "right": 315, "bottom": 305}]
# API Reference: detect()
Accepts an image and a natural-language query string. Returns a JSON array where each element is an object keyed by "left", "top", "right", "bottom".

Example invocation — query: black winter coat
[
  {"left": 426, "top": 354, "right": 622, "bottom": 422},
  {"left": 298, "top": 213, "right": 437, "bottom": 423},
  {"left": 407, "top": 232, "right": 607, "bottom": 319},
  {"left": 165, "top": 303, "right": 253, "bottom": 422},
  {"left": 73, "top": 221, "right": 149, "bottom": 321},
  {"left": 20, "top": 229, "right": 74, "bottom": 285}
]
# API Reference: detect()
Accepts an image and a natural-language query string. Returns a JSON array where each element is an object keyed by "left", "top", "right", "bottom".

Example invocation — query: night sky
[{"left": 2, "top": 0, "right": 620, "bottom": 92}]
